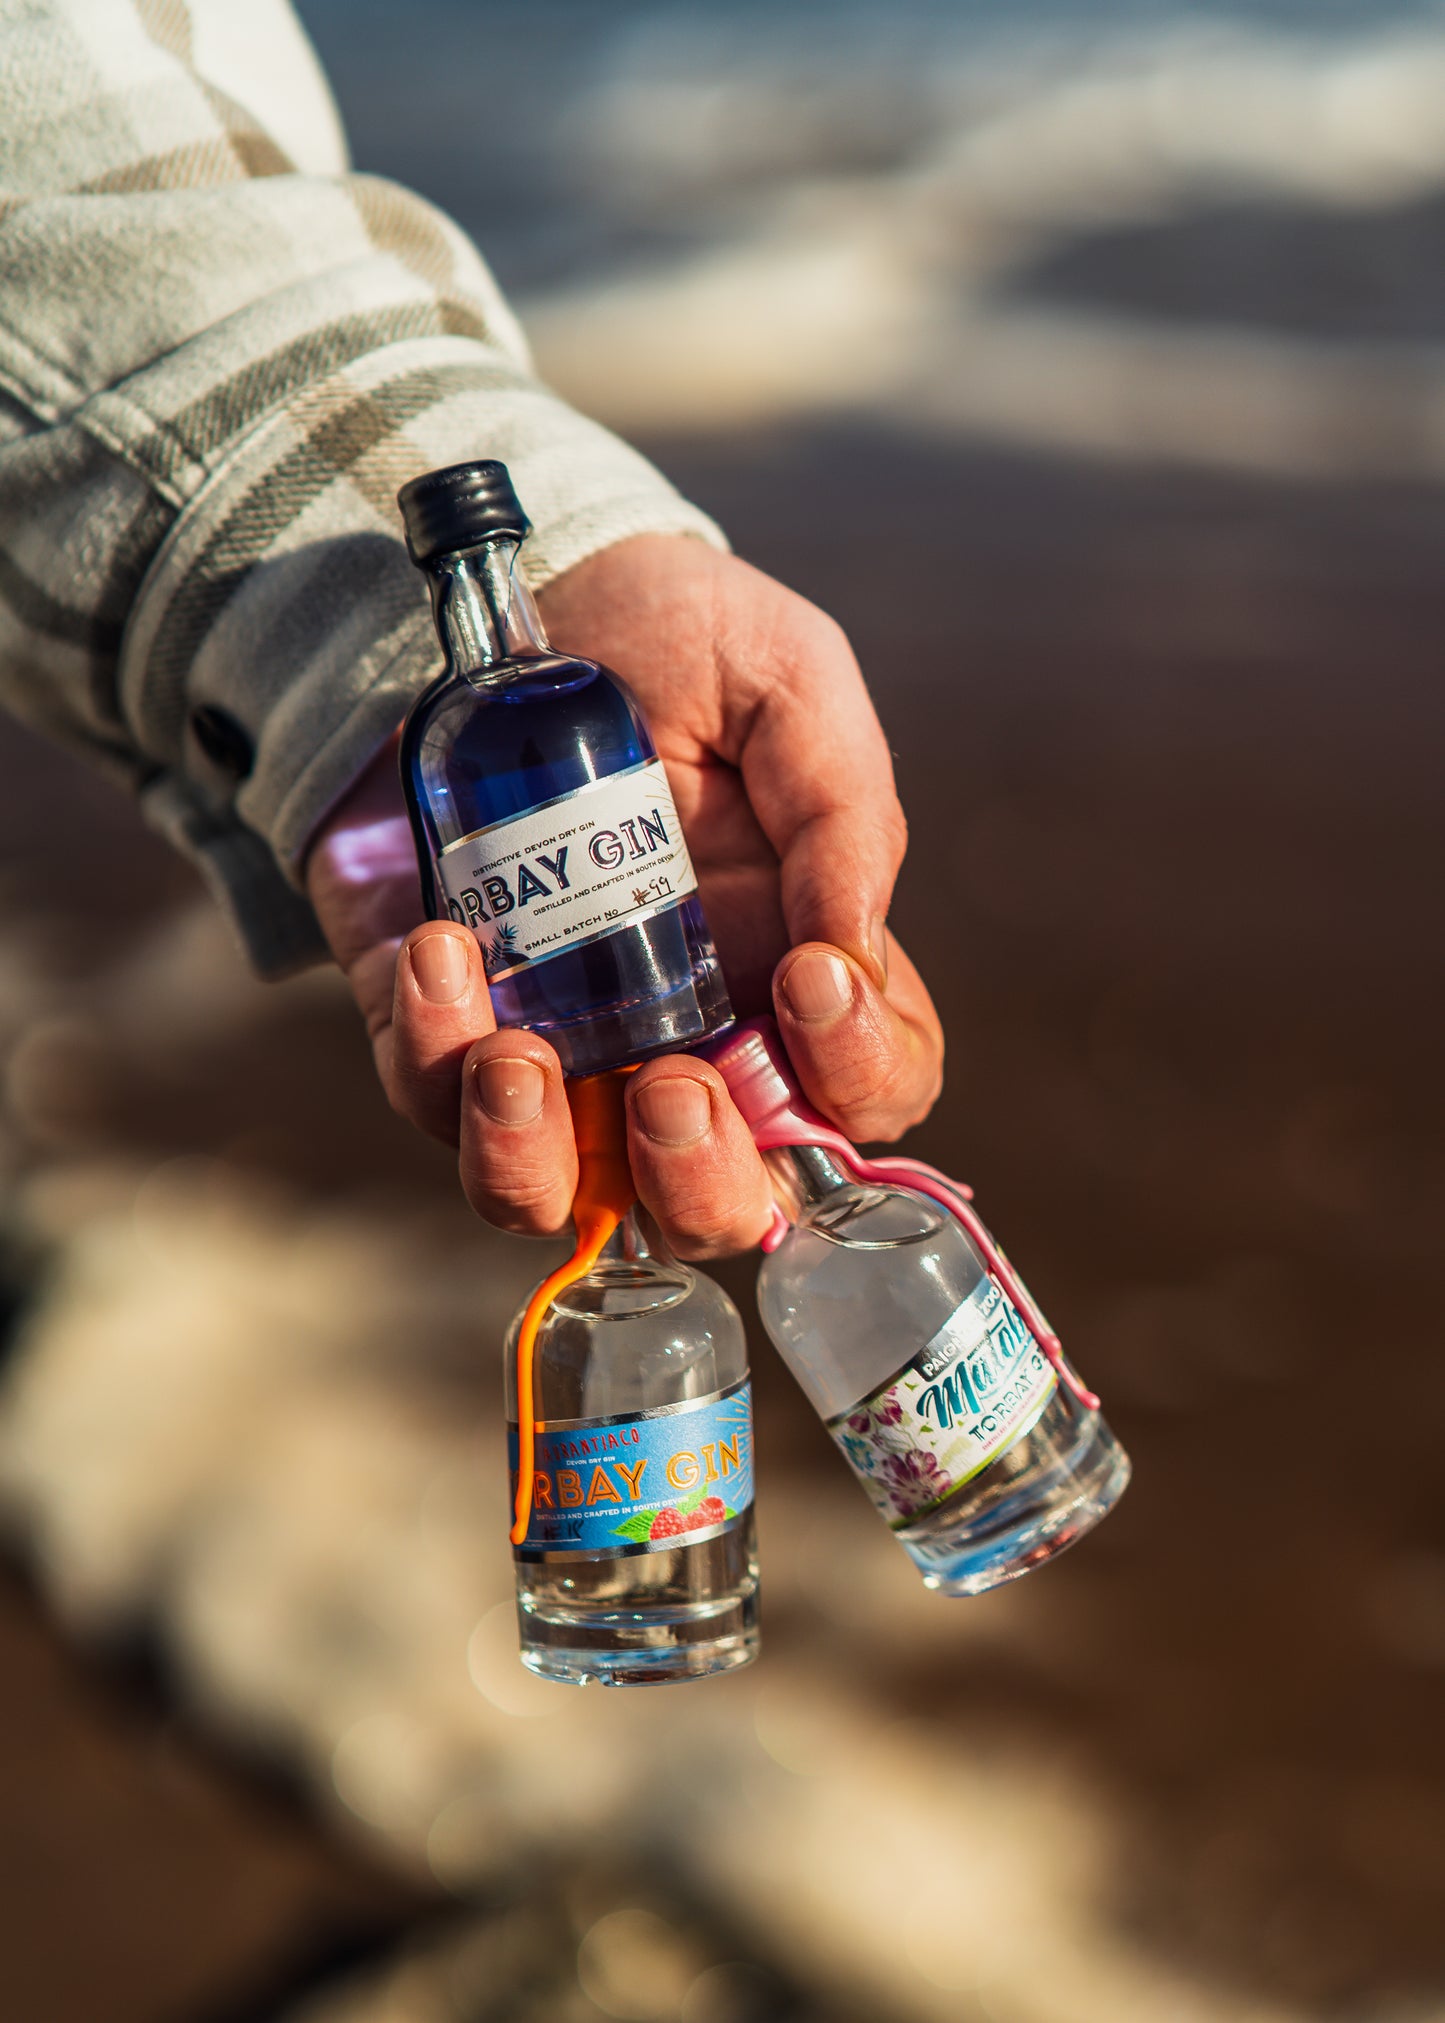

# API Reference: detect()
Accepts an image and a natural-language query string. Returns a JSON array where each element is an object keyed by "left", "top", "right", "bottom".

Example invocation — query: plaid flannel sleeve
[{"left": 0, "top": 0, "right": 725, "bottom": 974}]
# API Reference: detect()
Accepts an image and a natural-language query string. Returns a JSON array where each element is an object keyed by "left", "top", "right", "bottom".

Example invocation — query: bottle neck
[
  {"left": 585, "top": 1204, "right": 692, "bottom": 1307},
  {"left": 427, "top": 536, "right": 550, "bottom": 677},
  {"left": 597, "top": 1204, "right": 653, "bottom": 1266},
  {"left": 776, "top": 1144, "right": 853, "bottom": 1210}
]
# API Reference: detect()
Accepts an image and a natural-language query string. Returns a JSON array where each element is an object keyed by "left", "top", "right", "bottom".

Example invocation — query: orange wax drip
[{"left": 509, "top": 1068, "right": 637, "bottom": 1546}]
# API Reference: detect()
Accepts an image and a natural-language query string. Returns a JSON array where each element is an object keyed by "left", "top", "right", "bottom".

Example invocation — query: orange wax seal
[{"left": 509, "top": 1069, "right": 636, "bottom": 1545}]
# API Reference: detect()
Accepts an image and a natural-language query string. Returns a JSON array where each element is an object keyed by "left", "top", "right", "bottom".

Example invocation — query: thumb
[
  {"left": 737, "top": 621, "right": 905, "bottom": 989},
  {"left": 775, "top": 795, "right": 904, "bottom": 991}
]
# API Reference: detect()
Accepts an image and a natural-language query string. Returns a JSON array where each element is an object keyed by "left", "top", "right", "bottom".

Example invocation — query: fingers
[
  {"left": 388, "top": 923, "right": 497, "bottom": 1145},
  {"left": 626, "top": 1057, "right": 775, "bottom": 1260},
  {"left": 394, "top": 923, "right": 577, "bottom": 1231},
  {"left": 389, "top": 924, "right": 782, "bottom": 1251},
  {"left": 775, "top": 928, "right": 944, "bottom": 1144},
  {"left": 458, "top": 1030, "right": 577, "bottom": 1236}
]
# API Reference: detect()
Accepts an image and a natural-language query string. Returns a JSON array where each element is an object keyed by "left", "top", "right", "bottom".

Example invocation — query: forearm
[{"left": 0, "top": 0, "right": 723, "bottom": 974}]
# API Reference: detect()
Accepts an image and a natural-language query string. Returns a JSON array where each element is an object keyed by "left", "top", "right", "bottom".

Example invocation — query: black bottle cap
[{"left": 396, "top": 460, "right": 531, "bottom": 565}]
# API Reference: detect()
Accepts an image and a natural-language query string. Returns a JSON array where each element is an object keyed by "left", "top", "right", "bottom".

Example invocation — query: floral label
[
  {"left": 508, "top": 1378, "right": 753, "bottom": 1561},
  {"left": 436, "top": 757, "right": 698, "bottom": 980},
  {"left": 827, "top": 1281, "right": 1055, "bottom": 1530}
]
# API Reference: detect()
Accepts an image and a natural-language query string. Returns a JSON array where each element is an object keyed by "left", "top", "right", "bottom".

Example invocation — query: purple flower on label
[
  {"left": 881, "top": 1448, "right": 952, "bottom": 1508},
  {"left": 848, "top": 1396, "right": 903, "bottom": 1437}
]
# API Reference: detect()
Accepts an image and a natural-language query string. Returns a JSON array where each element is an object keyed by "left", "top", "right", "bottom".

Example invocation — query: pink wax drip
[{"left": 708, "top": 1017, "right": 1099, "bottom": 1413}]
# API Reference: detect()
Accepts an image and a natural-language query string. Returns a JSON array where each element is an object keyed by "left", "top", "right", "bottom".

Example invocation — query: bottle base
[
  {"left": 544, "top": 994, "right": 733, "bottom": 1078},
  {"left": 901, "top": 1413, "right": 1131, "bottom": 1598},
  {"left": 516, "top": 1592, "right": 759, "bottom": 1687},
  {"left": 499, "top": 895, "right": 735, "bottom": 1078}
]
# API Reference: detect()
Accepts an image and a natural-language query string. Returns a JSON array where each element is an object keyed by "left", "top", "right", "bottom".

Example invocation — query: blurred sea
[
  {"left": 299, "top": 0, "right": 1445, "bottom": 473},
  {"left": 3, "top": 7, "right": 1445, "bottom": 2021}
]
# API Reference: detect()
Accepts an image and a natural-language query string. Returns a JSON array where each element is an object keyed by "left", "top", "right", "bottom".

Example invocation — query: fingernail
[
  {"left": 781, "top": 949, "right": 853, "bottom": 1023},
  {"left": 867, "top": 915, "right": 889, "bottom": 986},
  {"left": 475, "top": 1056, "right": 545, "bottom": 1126},
  {"left": 410, "top": 931, "right": 470, "bottom": 1004},
  {"left": 634, "top": 1075, "right": 712, "bottom": 1146}
]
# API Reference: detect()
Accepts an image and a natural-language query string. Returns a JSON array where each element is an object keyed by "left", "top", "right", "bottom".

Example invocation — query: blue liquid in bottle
[{"left": 398, "top": 469, "right": 732, "bottom": 1076}]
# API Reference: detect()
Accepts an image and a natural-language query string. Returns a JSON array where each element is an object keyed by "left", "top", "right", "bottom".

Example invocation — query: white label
[
  {"left": 436, "top": 758, "right": 698, "bottom": 979},
  {"left": 826, "top": 1280, "right": 1057, "bottom": 1531}
]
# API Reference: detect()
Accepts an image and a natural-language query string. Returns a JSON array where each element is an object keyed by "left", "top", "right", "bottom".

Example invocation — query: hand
[{"left": 305, "top": 534, "right": 943, "bottom": 1255}]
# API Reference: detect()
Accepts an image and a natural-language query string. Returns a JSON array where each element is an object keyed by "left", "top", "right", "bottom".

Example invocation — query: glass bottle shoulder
[
  {"left": 756, "top": 1181, "right": 989, "bottom": 1415},
  {"left": 794, "top": 1181, "right": 952, "bottom": 1250},
  {"left": 506, "top": 1257, "right": 747, "bottom": 1422},
  {"left": 407, "top": 651, "right": 605, "bottom": 725},
  {"left": 401, "top": 652, "right": 655, "bottom": 849}
]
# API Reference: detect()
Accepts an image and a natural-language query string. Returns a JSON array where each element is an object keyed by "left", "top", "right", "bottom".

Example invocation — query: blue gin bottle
[{"left": 397, "top": 462, "right": 732, "bottom": 1075}]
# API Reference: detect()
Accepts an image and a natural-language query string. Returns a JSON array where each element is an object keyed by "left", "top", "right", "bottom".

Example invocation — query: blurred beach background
[{"left": 2, "top": 2, "right": 1444, "bottom": 2018}]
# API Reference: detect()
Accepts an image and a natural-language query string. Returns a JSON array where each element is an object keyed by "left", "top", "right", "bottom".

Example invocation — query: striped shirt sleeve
[{"left": 0, "top": 0, "right": 725, "bottom": 974}]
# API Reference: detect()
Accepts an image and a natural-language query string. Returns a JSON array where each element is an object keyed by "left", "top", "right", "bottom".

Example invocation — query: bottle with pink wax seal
[{"left": 710, "top": 1019, "right": 1130, "bottom": 1596}]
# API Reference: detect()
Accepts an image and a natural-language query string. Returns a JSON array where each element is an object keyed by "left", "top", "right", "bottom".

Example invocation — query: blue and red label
[{"left": 508, "top": 1377, "right": 754, "bottom": 1561}]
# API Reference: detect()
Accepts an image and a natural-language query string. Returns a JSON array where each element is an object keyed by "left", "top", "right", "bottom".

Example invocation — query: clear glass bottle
[
  {"left": 506, "top": 1207, "right": 759, "bottom": 1685},
  {"left": 397, "top": 461, "right": 732, "bottom": 1076},
  {"left": 756, "top": 1147, "right": 1130, "bottom": 1596}
]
